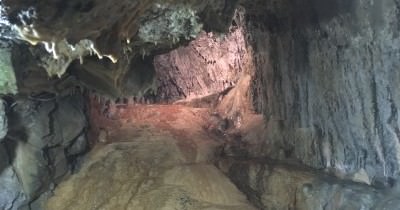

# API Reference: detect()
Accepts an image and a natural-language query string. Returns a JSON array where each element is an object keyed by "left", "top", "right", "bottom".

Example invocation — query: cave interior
[{"left": 0, "top": 0, "right": 400, "bottom": 210}]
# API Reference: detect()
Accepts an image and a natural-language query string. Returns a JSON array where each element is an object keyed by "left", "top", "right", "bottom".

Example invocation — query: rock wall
[
  {"left": 152, "top": 21, "right": 249, "bottom": 102},
  {"left": 219, "top": 158, "right": 388, "bottom": 210},
  {"left": 244, "top": 0, "right": 400, "bottom": 184},
  {"left": 0, "top": 94, "right": 88, "bottom": 210}
]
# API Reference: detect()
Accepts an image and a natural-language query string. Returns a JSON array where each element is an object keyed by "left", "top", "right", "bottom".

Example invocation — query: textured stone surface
[
  {"left": 50, "top": 99, "right": 400, "bottom": 210},
  {"left": 0, "top": 99, "right": 7, "bottom": 141},
  {"left": 46, "top": 105, "right": 256, "bottom": 210},
  {"left": 2, "top": 0, "right": 400, "bottom": 209},
  {"left": 152, "top": 21, "right": 249, "bottom": 102},
  {"left": 0, "top": 94, "right": 88, "bottom": 209},
  {"left": 2, "top": 0, "right": 239, "bottom": 96},
  {"left": 244, "top": 0, "right": 400, "bottom": 183},
  {"left": 0, "top": 143, "right": 27, "bottom": 210},
  {"left": 3, "top": 0, "right": 237, "bottom": 55},
  {"left": 0, "top": 48, "right": 17, "bottom": 94},
  {"left": 219, "top": 158, "right": 386, "bottom": 210}
]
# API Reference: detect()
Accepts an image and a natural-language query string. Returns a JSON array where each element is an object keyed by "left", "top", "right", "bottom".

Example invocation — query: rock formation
[
  {"left": 0, "top": 94, "right": 88, "bottom": 209},
  {"left": 2, "top": 0, "right": 239, "bottom": 96},
  {"left": 245, "top": 0, "right": 400, "bottom": 186},
  {"left": 0, "top": 0, "right": 400, "bottom": 209}
]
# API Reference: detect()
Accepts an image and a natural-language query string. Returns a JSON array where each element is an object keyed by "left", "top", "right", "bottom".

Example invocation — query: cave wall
[
  {"left": 152, "top": 20, "right": 249, "bottom": 102},
  {"left": 244, "top": 0, "right": 400, "bottom": 184},
  {"left": 219, "top": 157, "right": 387, "bottom": 210},
  {"left": 0, "top": 94, "right": 88, "bottom": 210}
]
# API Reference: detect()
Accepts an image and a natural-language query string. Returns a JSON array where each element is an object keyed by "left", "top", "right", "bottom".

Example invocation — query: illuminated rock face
[{"left": 152, "top": 27, "right": 249, "bottom": 102}]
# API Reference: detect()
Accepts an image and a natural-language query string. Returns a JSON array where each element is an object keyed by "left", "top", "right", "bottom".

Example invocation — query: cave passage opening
[
  {"left": 85, "top": 10, "right": 259, "bottom": 148},
  {"left": 43, "top": 12, "right": 270, "bottom": 209}
]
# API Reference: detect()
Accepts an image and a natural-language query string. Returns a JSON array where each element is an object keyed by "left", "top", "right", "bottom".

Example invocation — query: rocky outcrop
[
  {"left": 0, "top": 94, "right": 88, "bottom": 209},
  {"left": 244, "top": 0, "right": 400, "bottom": 185}
]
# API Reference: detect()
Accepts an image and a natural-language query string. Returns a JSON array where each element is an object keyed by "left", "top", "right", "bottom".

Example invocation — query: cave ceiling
[{"left": 0, "top": 0, "right": 239, "bottom": 97}]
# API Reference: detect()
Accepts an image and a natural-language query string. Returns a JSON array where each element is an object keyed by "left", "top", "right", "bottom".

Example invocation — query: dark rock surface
[
  {"left": 0, "top": 99, "right": 7, "bottom": 141},
  {"left": 0, "top": 143, "right": 26, "bottom": 210},
  {"left": 0, "top": 94, "right": 88, "bottom": 209},
  {"left": 219, "top": 158, "right": 385, "bottom": 210},
  {"left": 244, "top": 0, "right": 400, "bottom": 184}
]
